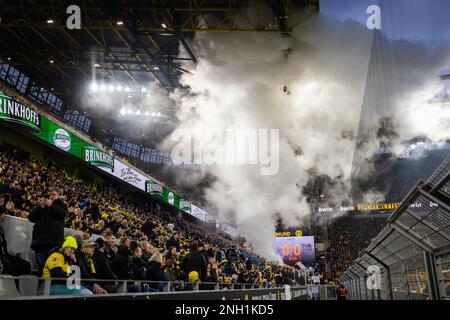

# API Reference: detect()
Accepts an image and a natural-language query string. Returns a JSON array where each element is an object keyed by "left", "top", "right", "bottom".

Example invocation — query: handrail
[
  {"left": 0, "top": 275, "right": 296, "bottom": 288},
  {"left": 0, "top": 274, "right": 300, "bottom": 297}
]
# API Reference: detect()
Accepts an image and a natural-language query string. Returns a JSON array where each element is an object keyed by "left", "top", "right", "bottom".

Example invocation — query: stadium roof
[{"left": 0, "top": 0, "right": 319, "bottom": 166}]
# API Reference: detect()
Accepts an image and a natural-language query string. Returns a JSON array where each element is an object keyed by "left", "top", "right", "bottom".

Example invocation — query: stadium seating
[{"left": 0, "top": 146, "right": 301, "bottom": 296}]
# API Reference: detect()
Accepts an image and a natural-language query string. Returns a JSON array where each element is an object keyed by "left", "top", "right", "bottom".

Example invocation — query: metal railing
[
  {"left": 339, "top": 154, "right": 450, "bottom": 300},
  {"left": 0, "top": 275, "right": 308, "bottom": 300}
]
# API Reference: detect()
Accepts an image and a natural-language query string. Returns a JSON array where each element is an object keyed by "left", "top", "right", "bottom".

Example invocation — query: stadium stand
[
  {"left": 0, "top": 144, "right": 303, "bottom": 296},
  {"left": 327, "top": 216, "right": 388, "bottom": 279}
]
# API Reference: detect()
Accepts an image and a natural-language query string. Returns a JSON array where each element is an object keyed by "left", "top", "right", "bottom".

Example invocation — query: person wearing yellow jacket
[{"left": 42, "top": 236, "right": 92, "bottom": 295}]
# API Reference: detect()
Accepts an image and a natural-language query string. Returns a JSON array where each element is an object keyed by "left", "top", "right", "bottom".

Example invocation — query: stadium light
[
  {"left": 116, "top": 20, "right": 124, "bottom": 26},
  {"left": 125, "top": 87, "right": 130, "bottom": 92},
  {"left": 157, "top": 112, "right": 162, "bottom": 117},
  {"left": 136, "top": 110, "right": 141, "bottom": 115},
  {"left": 141, "top": 87, "right": 147, "bottom": 92},
  {"left": 161, "top": 23, "right": 167, "bottom": 29},
  {"left": 116, "top": 85, "right": 123, "bottom": 91},
  {"left": 46, "top": 19, "right": 54, "bottom": 24},
  {"left": 153, "top": 66, "right": 160, "bottom": 71},
  {"left": 90, "top": 83, "right": 98, "bottom": 92},
  {"left": 108, "top": 85, "right": 114, "bottom": 92},
  {"left": 127, "top": 109, "right": 132, "bottom": 114},
  {"left": 7, "top": 57, "right": 11, "bottom": 61},
  {"left": 93, "top": 63, "right": 100, "bottom": 68},
  {"left": 120, "top": 108, "right": 126, "bottom": 115},
  {"left": 145, "top": 111, "right": 149, "bottom": 116},
  {"left": 100, "top": 84, "right": 106, "bottom": 91},
  {"left": 49, "top": 60, "right": 54, "bottom": 64},
  {"left": 151, "top": 112, "right": 156, "bottom": 116}
]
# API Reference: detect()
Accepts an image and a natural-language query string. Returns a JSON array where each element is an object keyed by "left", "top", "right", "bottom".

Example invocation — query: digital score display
[{"left": 275, "top": 236, "right": 315, "bottom": 266}]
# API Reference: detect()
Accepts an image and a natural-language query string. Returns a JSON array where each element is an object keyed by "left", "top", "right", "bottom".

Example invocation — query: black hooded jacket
[
  {"left": 93, "top": 248, "right": 118, "bottom": 280},
  {"left": 180, "top": 250, "right": 207, "bottom": 281},
  {"left": 28, "top": 199, "right": 67, "bottom": 251},
  {"left": 111, "top": 246, "right": 132, "bottom": 280},
  {"left": 131, "top": 257, "right": 148, "bottom": 280}
]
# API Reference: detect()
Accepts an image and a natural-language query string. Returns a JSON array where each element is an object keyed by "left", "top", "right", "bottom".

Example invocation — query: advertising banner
[
  {"left": 52, "top": 286, "right": 307, "bottom": 300},
  {"left": 0, "top": 92, "right": 41, "bottom": 133},
  {"left": 98, "top": 159, "right": 147, "bottom": 191},
  {"left": 179, "top": 198, "right": 191, "bottom": 213},
  {"left": 32, "top": 116, "right": 89, "bottom": 158},
  {"left": 222, "top": 224, "right": 239, "bottom": 238},
  {"left": 83, "top": 146, "right": 114, "bottom": 171},
  {"left": 190, "top": 204, "right": 207, "bottom": 222},
  {"left": 163, "top": 187, "right": 180, "bottom": 209},
  {"left": 145, "top": 178, "right": 164, "bottom": 198},
  {"left": 276, "top": 236, "right": 315, "bottom": 266}
]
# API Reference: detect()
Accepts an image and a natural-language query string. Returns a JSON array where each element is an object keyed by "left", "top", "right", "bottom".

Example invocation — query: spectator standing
[
  {"left": 28, "top": 188, "right": 67, "bottom": 274},
  {"left": 180, "top": 241, "right": 207, "bottom": 282},
  {"left": 337, "top": 285, "right": 348, "bottom": 300}
]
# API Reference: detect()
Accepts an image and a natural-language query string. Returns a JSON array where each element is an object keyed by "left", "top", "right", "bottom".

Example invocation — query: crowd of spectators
[
  {"left": 327, "top": 215, "right": 388, "bottom": 279},
  {"left": 0, "top": 146, "right": 301, "bottom": 295}
]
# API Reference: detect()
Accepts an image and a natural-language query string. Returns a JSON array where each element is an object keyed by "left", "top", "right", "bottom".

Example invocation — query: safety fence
[
  {"left": 339, "top": 154, "right": 450, "bottom": 300},
  {"left": 0, "top": 275, "right": 310, "bottom": 300}
]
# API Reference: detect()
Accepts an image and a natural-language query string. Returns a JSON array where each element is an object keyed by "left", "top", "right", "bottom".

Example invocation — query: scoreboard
[{"left": 275, "top": 236, "right": 315, "bottom": 266}]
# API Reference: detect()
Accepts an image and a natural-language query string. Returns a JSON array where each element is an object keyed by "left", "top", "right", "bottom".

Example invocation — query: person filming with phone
[{"left": 28, "top": 187, "right": 68, "bottom": 275}]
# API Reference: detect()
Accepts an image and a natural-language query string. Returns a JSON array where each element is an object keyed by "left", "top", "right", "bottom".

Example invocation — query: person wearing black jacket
[
  {"left": 111, "top": 245, "right": 132, "bottom": 281},
  {"left": 166, "top": 232, "right": 180, "bottom": 250},
  {"left": 130, "top": 242, "right": 151, "bottom": 292},
  {"left": 141, "top": 219, "right": 157, "bottom": 240},
  {"left": 245, "top": 257, "right": 252, "bottom": 271},
  {"left": 28, "top": 189, "right": 67, "bottom": 274},
  {"left": 146, "top": 252, "right": 166, "bottom": 292},
  {"left": 0, "top": 206, "right": 31, "bottom": 275},
  {"left": 200, "top": 243, "right": 211, "bottom": 266},
  {"left": 86, "top": 201, "right": 100, "bottom": 222},
  {"left": 92, "top": 238, "right": 118, "bottom": 281},
  {"left": 102, "top": 232, "right": 118, "bottom": 262},
  {"left": 76, "top": 240, "right": 108, "bottom": 294},
  {"left": 180, "top": 241, "right": 207, "bottom": 282}
]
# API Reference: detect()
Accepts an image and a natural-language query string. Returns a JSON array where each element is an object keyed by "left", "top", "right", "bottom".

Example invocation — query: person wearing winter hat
[
  {"left": 183, "top": 271, "right": 200, "bottom": 291},
  {"left": 42, "top": 235, "right": 93, "bottom": 295},
  {"left": 188, "top": 270, "right": 200, "bottom": 283}
]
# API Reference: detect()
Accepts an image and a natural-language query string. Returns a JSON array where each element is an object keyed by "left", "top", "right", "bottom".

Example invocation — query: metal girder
[
  {"left": 84, "top": 1, "right": 178, "bottom": 86},
  {"left": 0, "top": 2, "right": 307, "bottom": 33},
  {"left": 156, "top": 0, "right": 197, "bottom": 64},
  {"left": 366, "top": 251, "right": 394, "bottom": 300},
  {"left": 1, "top": 22, "right": 290, "bottom": 32},
  {"left": 390, "top": 223, "right": 435, "bottom": 253}
]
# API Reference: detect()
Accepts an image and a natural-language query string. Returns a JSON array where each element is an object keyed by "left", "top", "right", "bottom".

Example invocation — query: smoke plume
[{"left": 163, "top": 12, "right": 450, "bottom": 259}]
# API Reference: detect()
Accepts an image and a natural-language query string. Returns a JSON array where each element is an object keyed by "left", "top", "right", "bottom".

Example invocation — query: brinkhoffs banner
[{"left": 0, "top": 93, "right": 220, "bottom": 228}]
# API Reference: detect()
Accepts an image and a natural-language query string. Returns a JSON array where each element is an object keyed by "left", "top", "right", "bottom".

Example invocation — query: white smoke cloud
[
  {"left": 163, "top": 16, "right": 375, "bottom": 259},
  {"left": 164, "top": 11, "right": 450, "bottom": 259},
  {"left": 80, "top": 5, "right": 449, "bottom": 260}
]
